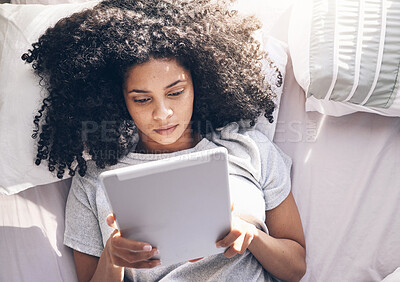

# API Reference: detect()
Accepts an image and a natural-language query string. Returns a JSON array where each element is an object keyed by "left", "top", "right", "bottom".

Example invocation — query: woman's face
[{"left": 123, "top": 58, "right": 195, "bottom": 153}]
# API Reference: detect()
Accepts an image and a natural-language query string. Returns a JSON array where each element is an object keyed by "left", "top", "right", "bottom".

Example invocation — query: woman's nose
[{"left": 153, "top": 102, "right": 173, "bottom": 121}]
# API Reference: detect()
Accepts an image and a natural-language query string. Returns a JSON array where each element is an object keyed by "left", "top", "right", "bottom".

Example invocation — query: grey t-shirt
[{"left": 64, "top": 122, "right": 291, "bottom": 281}]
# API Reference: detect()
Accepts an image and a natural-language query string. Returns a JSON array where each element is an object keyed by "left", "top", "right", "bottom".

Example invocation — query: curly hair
[{"left": 22, "top": 0, "right": 281, "bottom": 178}]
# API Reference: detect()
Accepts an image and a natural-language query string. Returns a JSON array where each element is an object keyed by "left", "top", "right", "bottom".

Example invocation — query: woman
[{"left": 23, "top": 0, "right": 306, "bottom": 281}]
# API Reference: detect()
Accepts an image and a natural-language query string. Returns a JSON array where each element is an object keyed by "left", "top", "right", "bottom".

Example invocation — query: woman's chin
[{"left": 144, "top": 138, "right": 180, "bottom": 151}]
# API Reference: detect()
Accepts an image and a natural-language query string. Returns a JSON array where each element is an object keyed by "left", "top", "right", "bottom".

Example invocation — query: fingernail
[
  {"left": 143, "top": 245, "right": 152, "bottom": 251},
  {"left": 154, "top": 249, "right": 159, "bottom": 255}
]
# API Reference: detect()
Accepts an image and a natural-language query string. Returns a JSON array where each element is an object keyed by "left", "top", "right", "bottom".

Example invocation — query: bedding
[
  {"left": 1, "top": 1, "right": 399, "bottom": 281},
  {"left": 11, "top": 0, "right": 85, "bottom": 3},
  {"left": 0, "top": 178, "right": 76, "bottom": 282},
  {"left": 289, "top": 0, "right": 400, "bottom": 117},
  {"left": 275, "top": 57, "right": 400, "bottom": 281},
  {"left": 0, "top": 1, "right": 99, "bottom": 195}
]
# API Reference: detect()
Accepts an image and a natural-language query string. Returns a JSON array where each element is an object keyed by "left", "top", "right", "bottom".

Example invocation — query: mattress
[{"left": 274, "top": 57, "right": 400, "bottom": 281}]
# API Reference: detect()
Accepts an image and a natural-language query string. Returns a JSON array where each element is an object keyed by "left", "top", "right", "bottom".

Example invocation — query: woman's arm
[
  {"left": 73, "top": 216, "right": 160, "bottom": 282},
  {"left": 249, "top": 192, "right": 306, "bottom": 281},
  {"left": 73, "top": 247, "right": 123, "bottom": 282},
  {"left": 216, "top": 192, "right": 306, "bottom": 282}
]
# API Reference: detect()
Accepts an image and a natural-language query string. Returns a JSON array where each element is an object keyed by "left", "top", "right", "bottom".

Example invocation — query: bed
[{"left": 1, "top": 0, "right": 399, "bottom": 281}]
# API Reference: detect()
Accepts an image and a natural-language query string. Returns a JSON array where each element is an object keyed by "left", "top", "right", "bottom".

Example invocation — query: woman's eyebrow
[
  {"left": 128, "top": 79, "right": 186, "bottom": 94},
  {"left": 128, "top": 89, "right": 150, "bottom": 94},
  {"left": 164, "top": 79, "right": 186, "bottom": 89}
]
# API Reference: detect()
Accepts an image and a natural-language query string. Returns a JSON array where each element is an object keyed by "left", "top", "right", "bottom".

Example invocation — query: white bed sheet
[
  {"left": 0, "top": 179, "right": 77, "bottom": 282},
  {"left": 274, "top": 58, "right": 400, "bottom": 281}
]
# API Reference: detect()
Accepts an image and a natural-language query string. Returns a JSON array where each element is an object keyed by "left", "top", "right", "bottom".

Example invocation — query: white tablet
[{"left": 99, "top": 147, "right": 232, "bottom": 266}]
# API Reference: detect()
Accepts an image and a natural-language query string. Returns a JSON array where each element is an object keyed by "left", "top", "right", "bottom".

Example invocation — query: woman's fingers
[
  {"left": 220, "top": 232, "right": 247, "bottom": 258},
  {"left": 106, "top": 214, "right": 118, "bottom": 229},
  {"left": 216, "top": 216, "right": 258, "bottom": 258},
  {"left": 105, "top": 225, "right": 160, "bottom": 269},
  {"left": 216, "top": 229, "right": 241, "bottom": 248},
  {"left": 224, "top": 245, "right": 240, "bottom": 258},
  {"left": 113, "top": 247, "right": 159, "bottom": 264},
  {"left": 112, "top": 257, "right": 161, "bottom": 268},
  {"left": 108, "top": 237, "right": 160, "bottom": 268},
  {"left": 239, "top": 232, "right": 254, "bottom": 254},
  {"left": 111, "top": 232, "right": 153, "bottom": 252},
  {"left": 107, "top": 214, "right": 154, "bottom": 252}
]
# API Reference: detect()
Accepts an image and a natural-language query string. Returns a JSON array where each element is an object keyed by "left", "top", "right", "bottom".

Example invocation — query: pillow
[
  {"left": 256, "top": 36, "right": 287, "bottom": 141},
  {"left": 232, "top": 0, "right": 294, "bottom": 43},
  {"left": 0, "top": 1, "right": 99, "bottom": 195},
  {"left": 289, "top": 0, "right": 400, "bottom": 117},
  {"left": 11, "top": 0, "right": 88, "bottom": 4},
  {"left": 0, "top": 1, "right": 287, "bottom": 195},
  {"left": 233, "top": 0, "right": 289, "bottom": 139}
]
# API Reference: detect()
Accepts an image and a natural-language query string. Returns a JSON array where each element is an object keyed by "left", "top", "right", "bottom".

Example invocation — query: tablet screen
[{"left": 99, "top": 147, "right": 232, "bottom": 266}]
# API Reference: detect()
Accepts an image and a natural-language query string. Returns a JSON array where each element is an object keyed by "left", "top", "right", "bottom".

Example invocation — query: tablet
[{"left": 99, "top": 147, "right": 232, "bottom": 266}]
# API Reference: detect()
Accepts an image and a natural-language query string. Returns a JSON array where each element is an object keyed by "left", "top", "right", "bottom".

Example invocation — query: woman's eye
[
  {"left": 168, "top": 90, "right": 184, "bottom": 97},
  {"left": 133, "top": 98, "right": 150, "bottom": 103}
]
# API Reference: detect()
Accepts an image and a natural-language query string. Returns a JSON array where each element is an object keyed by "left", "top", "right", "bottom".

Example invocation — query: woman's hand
[
  {"left": 105, "top": 214, "right": 161, "bottom": 269},
  {"left": 74, "top": 215, "right": 161, "bottom": 282},
  {"left": 216, "top": 215, "right": 258, "bottom": 258}
]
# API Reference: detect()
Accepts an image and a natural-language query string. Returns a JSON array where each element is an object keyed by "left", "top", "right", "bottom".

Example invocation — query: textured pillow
[
  {"left": 0, "top": 1, "right": 98, "bottom": 195},
  {"left": 289, "top": 0, "right": 400, "bottom": 117}
]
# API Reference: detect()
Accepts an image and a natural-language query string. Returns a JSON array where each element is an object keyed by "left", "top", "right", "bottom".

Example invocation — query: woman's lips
[{"left": 154, "top": 124, "right": 178, "bottom": 135}]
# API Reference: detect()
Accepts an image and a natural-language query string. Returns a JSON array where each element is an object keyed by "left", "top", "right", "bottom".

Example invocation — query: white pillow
[
  {"left": 233, "top": 0, "right": 289, "bottom": 139},
  {"left": 256, "top": 36, "right": 287, "bottom": 141},
  {"left": 289, "top": 0, "right": 400, "bottom": 117},
  {"left": 11, "top": 0, "right": 89, "bottom": 4},
  {"left": 0, "top": 1, "right": 98, "bottom": 195}
]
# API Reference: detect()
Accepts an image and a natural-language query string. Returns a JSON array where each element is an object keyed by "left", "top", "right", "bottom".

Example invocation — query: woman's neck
[{"left": 135, "top": 131, "right": 202, "bottom": 154}]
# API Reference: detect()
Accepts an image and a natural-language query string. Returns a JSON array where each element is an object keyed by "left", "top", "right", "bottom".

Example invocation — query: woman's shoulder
[
  {"left": 210, "top": 119, "right": 276, "bottom": 153},
  {"left": 70, "top": 159, "right": 125, "bottom": 194},
  {"left": 208, "top": 120, "right": 291, "bottom": 184}
]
